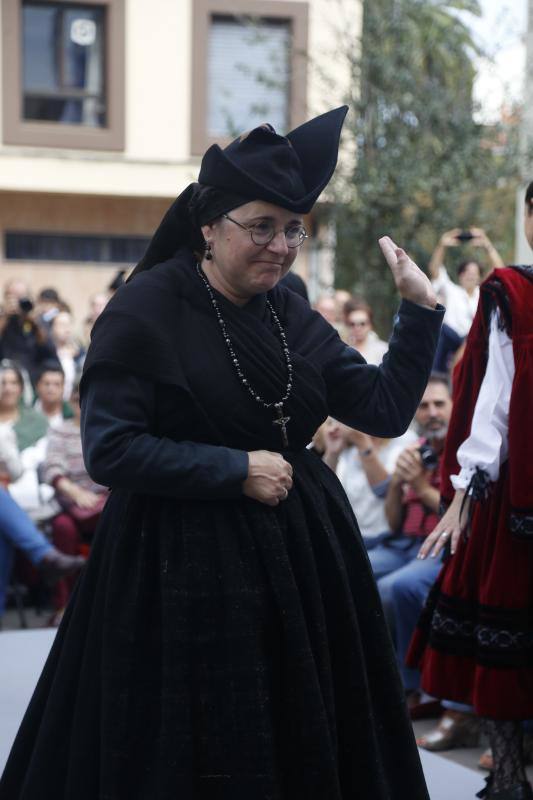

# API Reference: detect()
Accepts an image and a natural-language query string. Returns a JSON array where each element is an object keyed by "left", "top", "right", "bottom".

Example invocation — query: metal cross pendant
[{"left": 273, "top": 403, "right": 291, "bottom": 448}]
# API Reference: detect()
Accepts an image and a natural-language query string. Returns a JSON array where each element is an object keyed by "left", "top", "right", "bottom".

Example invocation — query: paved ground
[{"left": 413, "top": 717, "right": 533, "bottom": 789}]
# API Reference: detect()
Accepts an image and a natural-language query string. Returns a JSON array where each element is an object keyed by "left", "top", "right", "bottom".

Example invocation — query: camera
[
  {"left": 18, "top": 298, "right": 34, "bottom": 314},
  {"left": 455, "top": 230, "right": 474, "bottom": 242},
  {"left": 418, "top": 443, "right": 438, "bottom": 471}
]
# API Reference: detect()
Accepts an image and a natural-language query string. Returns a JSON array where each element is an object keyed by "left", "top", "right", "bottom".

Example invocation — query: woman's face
[
  {"left": 346, "top": 310, "right": 372, "bottom": 346},
  {"left": 52, "top": 312, "right": 73, "bottom": 345},
  {"left": 201, "top": 201, "right": 303, "bottom": 299},
  {"left": 458, "top": 262, "right": 481, "bottom": 292},
  {"left": 0, "top": 369, "right": 23, "bottom": 410}
]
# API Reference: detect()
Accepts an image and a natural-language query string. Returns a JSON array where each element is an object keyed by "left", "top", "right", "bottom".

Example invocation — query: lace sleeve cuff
[{"left": 450, "top": 467, "right": 475, "bottom": 491}]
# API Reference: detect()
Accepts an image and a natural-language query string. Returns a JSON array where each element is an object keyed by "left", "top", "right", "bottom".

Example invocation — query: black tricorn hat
[
  {"left": 199, "top": 105, "right": 348, "bottom": 214},
  {"left": 130, "top": 106, "right": 348, "bottom": 277}
]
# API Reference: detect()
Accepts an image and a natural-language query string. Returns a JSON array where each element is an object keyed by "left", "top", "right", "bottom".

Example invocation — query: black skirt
[{"left": 0, "top": 449, "right": 428, "bottom": 799}]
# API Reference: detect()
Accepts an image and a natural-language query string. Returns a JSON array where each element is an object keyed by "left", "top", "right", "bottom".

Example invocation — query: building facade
[{"left": 0, "top": 0, "right": 361, "bottom": 320}]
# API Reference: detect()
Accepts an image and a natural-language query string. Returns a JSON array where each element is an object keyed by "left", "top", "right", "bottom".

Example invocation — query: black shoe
[
  {"left": 477, "top": 775, "right": 533, "bottom": 799},
  {"left": 39, "top": 548, "right": 86, "bottom": 585}
]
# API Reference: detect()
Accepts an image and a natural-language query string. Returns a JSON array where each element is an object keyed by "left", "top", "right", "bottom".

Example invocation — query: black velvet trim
[
  {"left": 460, "top": 468, "right": 491, "bottom": 540},
  {"left": 510, "top": 508, "right": 533, "bottom": 540},
  {"left": 513, "top": 264, "right": 533, "bottom": 282},
  {"left": 481, "top": 279, "right": 512, "bottom": 337},
  {"left": 426, "top": 591, "right": 533, "bottom": 668}
]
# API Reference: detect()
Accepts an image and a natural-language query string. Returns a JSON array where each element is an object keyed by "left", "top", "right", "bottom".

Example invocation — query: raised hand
[
  {"left": 469, "top": 227, "right": 489, "bottom": 247},
  {"left": 379, "top": 236, "right": 438, "bottom": 309},
  {"left": 440, "top": 228, "right": 463, "bottom": 247}
]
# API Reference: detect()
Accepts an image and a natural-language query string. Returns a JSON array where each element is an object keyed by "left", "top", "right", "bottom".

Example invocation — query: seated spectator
[
  {"left": 0, "top": 428, "right": 84, "bottom": 623},
  {"left": 0, "top": 488, "right": 85, "bottom": 625},
  {"left": 42, "top": 377, "right": 107, "bottom": 611},
  {"left": 34, "top": 287, "right": 64, "bottom": 331},
  {"left": 34, "top": 362, "right": 73, "bottom": 428},
  {"left": 81, "top": 291, "right": 110, "bottom": 347},
  {"left": 49, "top": 312, "right": 85, "bottom": 399},
  {"left": 0, "top": 360, "right": 56, "bottom": 522},
  {"left": 322, "top": 419, "right": 416, "bottom": 547},
  {"left": 343, "top": 298, "right": 388, "bottom": 364},
  {"left": 0, "top": 280, "right": 58, "bottom": 386},
  {"left": 367, "top": 375, "right": 452, "bottom": 690},
  {"left": 334, "top": 289, "right": 352, "bottom": 313},
  {"left": 314, "top": 293, "right": 337, "bottom": 325},
  {"left": 428, "top": 228, "right": 504, "bottom": 372}
]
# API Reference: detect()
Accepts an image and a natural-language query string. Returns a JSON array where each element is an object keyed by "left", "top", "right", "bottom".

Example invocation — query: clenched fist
[{"left": 243, "top": 450, "right": 293, "bottom": 506}]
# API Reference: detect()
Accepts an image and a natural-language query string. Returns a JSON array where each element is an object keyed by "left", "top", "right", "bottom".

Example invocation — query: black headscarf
[{"left": 130, "top": 106, "right": 348, "bottom": 279}]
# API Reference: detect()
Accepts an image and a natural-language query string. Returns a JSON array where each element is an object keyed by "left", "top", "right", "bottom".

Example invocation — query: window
[
  {"left": 5, "top": 232, "right": 150, "bottom": 264},
  {"left": 23, "top": 3, "right": 106, "bottom": 127},
  {"left": 207, "top": 16, "right": 291, "bottom": 138},
  {"left": 192, "top": 0, "right": 308, "bottom": 155},
  {"left": 2, "top": 0, "right": 125, "bottom": 149}
]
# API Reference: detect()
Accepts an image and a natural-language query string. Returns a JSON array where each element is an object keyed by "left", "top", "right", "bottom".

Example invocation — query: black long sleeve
[
  {"left": 81, "top": 369, "right": 249, "bottom": 499},
  {"left": 320, "top": 300, "right": 445, "bottom": 437}
]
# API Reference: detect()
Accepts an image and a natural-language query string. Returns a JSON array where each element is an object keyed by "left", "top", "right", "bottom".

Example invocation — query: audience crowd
[
  {"left": 0, "top": 279, "right": 112, "bottom": 627},
  {"left": 1, "top": 231, "right": 524, "bottom": 773}
]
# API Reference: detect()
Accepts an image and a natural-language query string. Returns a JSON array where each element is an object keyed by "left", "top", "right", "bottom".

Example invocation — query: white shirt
[
  {"left": 0, "top": 422, "right": 53, "bottom": 512},
  {"left": 336, "top": 430, "right": 417, "bottom": 538},
  {"left": 451, "top": 312, "right": 514, "bottom": 490},
  {"left": 33, "top": 400, "right": 64, "bottom": 430},
  {"left": 358, "top": 332, "right": 389, "bottom": 366},
  {"left": 0, "top": 426, "right": 23, "bottom": 481},
  {"left": 432, "top": 265, "right": 479, "bottom": 337}
]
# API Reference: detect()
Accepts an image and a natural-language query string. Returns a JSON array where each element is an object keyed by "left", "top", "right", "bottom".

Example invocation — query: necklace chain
[{"left": 195, "top": 263, "right": 293, "bottom": 412}]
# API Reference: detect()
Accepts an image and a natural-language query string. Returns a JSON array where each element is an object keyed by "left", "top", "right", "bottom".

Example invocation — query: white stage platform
[{"left": 0, "top": 629, "right": 482, "bottom": 797}]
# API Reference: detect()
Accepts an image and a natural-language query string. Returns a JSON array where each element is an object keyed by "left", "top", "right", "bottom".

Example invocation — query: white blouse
[
  {"left": 432, "top": 265, "right": 479, "bottom": 338},
  {"left": 450, "top": 311, "right": 514, "bottom": 490}
]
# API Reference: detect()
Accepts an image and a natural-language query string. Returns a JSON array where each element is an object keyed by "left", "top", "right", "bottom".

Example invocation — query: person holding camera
[
  {"left": 0, "top": 279, "right": 58, "bottom": 387},
  {"left": 428, "top": 228, "right": 504, "bottom": 334},
  {"left": 367, "top": 375, "right": 452, "bottom": 686},
  {"left": 428, "top": 228, "right": 504, "bottom": 372}
]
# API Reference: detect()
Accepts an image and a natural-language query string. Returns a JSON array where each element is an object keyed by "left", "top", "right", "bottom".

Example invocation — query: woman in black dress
[{"left": 0, "top": 107, "right": 443, "bottom": 799}]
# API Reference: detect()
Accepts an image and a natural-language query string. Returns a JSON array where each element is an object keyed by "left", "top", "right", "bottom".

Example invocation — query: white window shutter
[{"left": 207, "top": 16, "right": 290, "bottom": 138}]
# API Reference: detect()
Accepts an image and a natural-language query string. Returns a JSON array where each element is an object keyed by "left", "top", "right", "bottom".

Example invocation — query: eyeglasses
[{"left": 222, "top": 214, "right": 308, "bottom": 248}]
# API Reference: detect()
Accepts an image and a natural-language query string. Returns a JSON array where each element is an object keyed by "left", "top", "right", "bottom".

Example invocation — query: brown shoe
[
  {"left": 416, "top": 710, "right": 481, "bottom": 751},
  {"left": 39, "top": 548, "right": 86, "bottom": 585}
]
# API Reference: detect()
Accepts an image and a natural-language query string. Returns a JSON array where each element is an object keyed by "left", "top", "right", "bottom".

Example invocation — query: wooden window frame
[
  {"left": 2, "top": 0, "right": 125, "bottom": 150},
  {"left": 191, "top": 0, "right": 308, "bottom": 156}
]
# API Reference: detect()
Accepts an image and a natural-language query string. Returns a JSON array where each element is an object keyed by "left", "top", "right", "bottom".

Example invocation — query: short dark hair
[
  {"left": 36, "top": 360, "right": 64, "bottom": 383},
  {"left": 525, "top": 181, "right": 533, "bottom": 215},
  {"left": 0, "top": 359, "right": 25, "bottom": 389},
  {"left": 427, "top": 371, "right": 450, "bottom": 393},
  {"left": 343, "top": 297, "right": 373, "bottom": 325},
  {"left": 457, "top": 260, "right": 481, "bottom": 278},
  {"left": 37, "top": 287, "right": 60, "bottom": 303}
]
